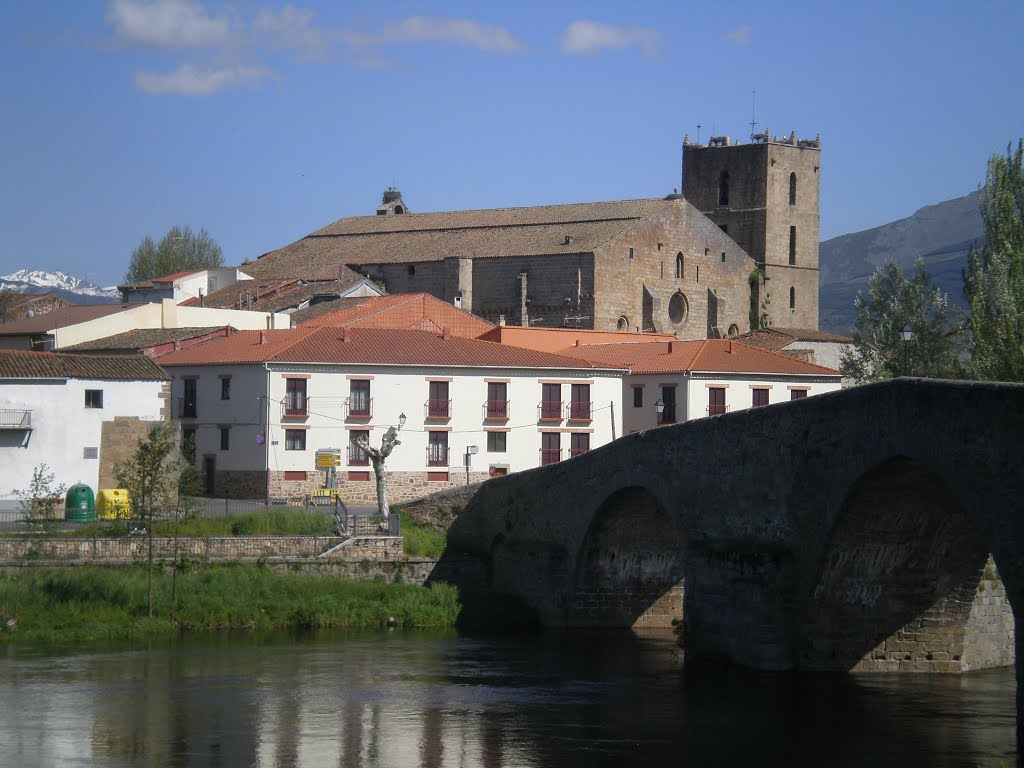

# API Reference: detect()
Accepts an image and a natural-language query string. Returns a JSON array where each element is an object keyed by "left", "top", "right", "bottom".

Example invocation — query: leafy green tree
[
  {"left": 841, "top": 258, "right": 966, "bottom": 383},
  {"left": 123, "top": 225, "right": 224, "bottom": 285},
  {"left": 963, "top": 140, "right": 1024, "bottom": 381},
  {"left": 114, "top": 422, "right": 186, "bottom": 617}
]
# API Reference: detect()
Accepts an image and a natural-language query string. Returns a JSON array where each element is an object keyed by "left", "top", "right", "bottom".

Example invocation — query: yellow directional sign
[{"left": 315, "top": 449, "right": 342, "bottom": 468}]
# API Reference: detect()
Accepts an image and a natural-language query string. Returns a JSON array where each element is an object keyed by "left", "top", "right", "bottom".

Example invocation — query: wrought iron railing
[
  {"left": 0, "top": 409, "right": 31, "bottom": 429},
  {"left": 567, "top": 401, "right": 592, "bottom": 421},
  {"left": 483, "top": 399, "right": 509, "bottom": 419},
  {"left": 345, "top": 397, "right": 372, "bottom": 418},
  {"left": 538, "top": 401, "right": 563, "bottom": 421},
  {"left": 425, "top": 398, "right": 451, "bottom": 419}
]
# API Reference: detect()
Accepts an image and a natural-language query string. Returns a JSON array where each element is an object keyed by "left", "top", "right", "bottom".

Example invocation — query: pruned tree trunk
[{"left": 371, "top": 455, "right": 389, "bottom": 517}]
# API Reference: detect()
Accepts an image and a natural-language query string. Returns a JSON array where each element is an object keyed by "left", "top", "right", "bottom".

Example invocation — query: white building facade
[
  {"left": 159, "top": 328, "right": 623, "bottom": 503},
  {"left": 0, "top": 353, "right": 169, "bottom": 504}
]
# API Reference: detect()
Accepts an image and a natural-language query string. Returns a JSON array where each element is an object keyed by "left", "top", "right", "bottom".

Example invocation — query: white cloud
[
  {"left": 107, "top": 0, "right": 232, "bottom": 49},
  {"left": 253, "top": 5, "right": 329, "bottom": 57},
  {"left": 724, "top": 24, "right": 752, "bottom": 45},
  {"left": 133, "top": 63, "right": 275, "bottom": 95},
  {"left": 372, "top": 16, "right": 528, "bottom": 53},
  {"left": 561, "top": 20, "right": 659, "bottom": 57}
]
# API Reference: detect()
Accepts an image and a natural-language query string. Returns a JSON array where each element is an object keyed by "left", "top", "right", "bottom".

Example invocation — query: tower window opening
[
  {"left": 675, "top": 252, "right": 684, "bottom": 279},
  {"left": 789, "top": 172, "right": 797, "bottom": 205},
  {"left": 790, "top": 286, "right": 796, "bottom": 309},
  {"left": 789, "top": 226, "right": 797, "bottom": 265},
  {"left": 718, "top": 171, "right": 730, "bottom": 206}
]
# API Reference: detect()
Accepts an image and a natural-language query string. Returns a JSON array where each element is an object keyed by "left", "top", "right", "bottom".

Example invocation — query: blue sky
[{"left": 1, "top": 1, "right": 1021, "bottom": 287}]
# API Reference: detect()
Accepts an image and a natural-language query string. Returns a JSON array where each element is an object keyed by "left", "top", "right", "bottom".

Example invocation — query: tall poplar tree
[
  {"left": 123, "top": 225, "right": 224, "bottom": 285},
  {"left": 963, "top": 140, "right": 1024, "bottom": 381}
]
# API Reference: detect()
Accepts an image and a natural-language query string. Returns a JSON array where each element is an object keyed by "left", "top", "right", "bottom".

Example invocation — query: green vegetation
[
  {"left": 0, "top": 565, "right": 462, "bottom": 643},
  {"left": 964, "top": 139, "right": 1024, "bottom": 381},
  {"left": 840, "top": 258, "right": 966, "bottom": 383},
  {"left": 123, "top": 224, "right": 224, "bottom": 284},
  {"left": 398, "top": 511, "right": 447, "bottom": 557}
]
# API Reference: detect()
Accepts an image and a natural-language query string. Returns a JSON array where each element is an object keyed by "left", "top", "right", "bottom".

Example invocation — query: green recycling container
[{"left": 65, "top": 484, "right": 95, "bottom": 522}]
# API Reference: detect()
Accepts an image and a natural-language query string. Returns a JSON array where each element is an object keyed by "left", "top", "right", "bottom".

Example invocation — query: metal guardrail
[{"left": 0, "top": 409, "right": 31, "bottom": 429}]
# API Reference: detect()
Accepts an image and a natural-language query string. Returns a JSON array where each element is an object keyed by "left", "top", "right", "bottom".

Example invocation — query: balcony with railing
[
  {"left": 424, "top": 398, "right": 452, "bottom": 420},
  {"left": 567, "top": 401, "right": 592, "bottom": 422},
  {"left": 345, "top": 396, "right": 373, "bottom": 419},
  {"left": 540, "top": 448, "right": 562, "bottom": 466},
  {"left": 0, "top": 409, "right": 31, "bottom": 430},
  {"left": 483, "top": 399, "right": 509, "bottom": 420},
  {"left": 569, "top": 446, "right": 589, "bottom": 459},
  {"left": 426, "top": 446, "right": 450, "bottom": 467},
  {"left": 347, "top": 443, "right": 369, "bottom": 466},
  {"left": 707, "top": 404, "right": 730, "bottom": 417},
  {"left": 282, "top": 396, "right": 308, "bottom": 418},
  {"left": 537, "top": 400, "right": 563, "bottom": 421}
]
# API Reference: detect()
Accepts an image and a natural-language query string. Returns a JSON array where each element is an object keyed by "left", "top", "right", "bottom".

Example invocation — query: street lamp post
[
  {"left": 464, "top": 445, "right": 479, "bottom": 485},
  {"left": 900, "top": 325, "right": 915, "bottom": 376}
]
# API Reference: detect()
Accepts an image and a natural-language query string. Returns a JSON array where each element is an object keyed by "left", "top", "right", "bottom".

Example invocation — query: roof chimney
[
  {"left": 498, "top": 314, "right": 505, "bottom": 326},
  {"left": 728, "top": 340, "right": 734, "bottom": 354},
  {"left": 339, "top": 328, "right": 350, "bottom": 343},
  {"left": 564, "top": 235, "right": 573, "bottom": 245},
  {"left": 259, "top": 330, "right": 266, "bottom": 345},
  {"left": 442, "top": 327, "right": 451, "bottom": 340},
  {"left": 667, "top": 341, "right": 673, "bottom": 354}
]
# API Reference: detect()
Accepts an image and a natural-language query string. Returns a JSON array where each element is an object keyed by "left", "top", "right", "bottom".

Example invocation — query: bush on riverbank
[
  {"left": 65, "top": 509, "right": 336, "bottom": 539},
  {"left": 0, "top": 565, "right": 461, "bottom": 643},
  {"left": 398, "top": 512, "right": 447, "bottom": 558}
]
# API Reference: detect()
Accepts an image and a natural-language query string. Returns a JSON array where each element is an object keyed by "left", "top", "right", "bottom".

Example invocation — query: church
[{"left": 245, "top": 130, "right": 821, "bottom": 339}]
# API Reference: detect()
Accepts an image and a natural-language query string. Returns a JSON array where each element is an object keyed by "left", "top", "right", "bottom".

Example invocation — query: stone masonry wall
[
  {"left": 962, "top": 574, "right": 1016, "bottom": 671},
  {"left": 0, "top": 535, "right": 406, "bottom": 562},
  {"left": 338, "top": 470, "right": 490, "bottom": 506},
  {"left": 99, "top": 417, "right": 179, "bottom": 491}
]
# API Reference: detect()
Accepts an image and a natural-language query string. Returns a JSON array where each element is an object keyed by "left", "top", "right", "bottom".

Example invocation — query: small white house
[
  {"left": 0, "top": 351, "right": 169, "bottom": 504},
  {"left": 158, "top": 327, "right": 624, "bottom": 504},
  {"left": 120, "top": 267, "right": 253, "bottom": 305},
  {"left": 556, "top": 338, "right": 843, "bottom": 433}
]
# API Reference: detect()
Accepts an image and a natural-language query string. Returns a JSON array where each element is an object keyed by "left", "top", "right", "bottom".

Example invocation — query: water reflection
[{"left": 0, "top": 629, "right": 1016, "bottom": 767}]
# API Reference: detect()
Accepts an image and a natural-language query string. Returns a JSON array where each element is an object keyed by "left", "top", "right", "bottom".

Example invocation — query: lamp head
[
  {"left": 655, "top": 399, "right": 665, "bottom": 415},
  {"left": 900, "top": 325, "right": 914, "bottom": 342},
  {"left": 398, "top": 412, "right": 407, "bottom": 429}
]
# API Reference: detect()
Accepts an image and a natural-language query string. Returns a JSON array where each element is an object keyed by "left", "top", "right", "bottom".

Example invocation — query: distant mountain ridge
[
  {"left": 0, "top": 270, "right": 120, "bottom": 304},
  {"left": 818, "top": 192, "right": 984, "bottom": 333}
]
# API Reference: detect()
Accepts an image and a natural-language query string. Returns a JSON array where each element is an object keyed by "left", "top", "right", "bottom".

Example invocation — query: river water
[{"left": 0, "top": 629, "right": 1016, "bottom": 767}]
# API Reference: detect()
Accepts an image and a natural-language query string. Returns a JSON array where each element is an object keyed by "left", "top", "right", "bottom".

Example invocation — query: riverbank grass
[{"left": 0, "top": 565, "right": 461, "bottom": 643}]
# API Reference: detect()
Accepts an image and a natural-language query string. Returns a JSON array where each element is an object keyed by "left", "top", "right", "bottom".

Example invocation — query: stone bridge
[{"left": 443, "top": 379, "right": 1024, "bottom": 743}]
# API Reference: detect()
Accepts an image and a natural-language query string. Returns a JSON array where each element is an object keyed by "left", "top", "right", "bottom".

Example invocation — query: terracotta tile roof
[
  {"left": 158, "top": 327, "right": 616, "bottom": 372},
  {"left": 153, "top": 270, "right": 201, "bottom": 283},
  {"left": 300, "top": 293, "right": 494, "bottom": 338},
  {"left": 737, "top": 327, "right": 853, "bottom": 351},
  {"left": 555, "top": 339, "right": 841, "bottom": 376},
  {"left": 59, "top": 327, "right": 230, "bottom": 352},
  {"left": 0, "top": 350, "right": 169, "bottom": 380},
  {"left": 287, "top": 297, "right": 373, "bottom": 325},
  {"left": 0, "top": 304, "right": 128, "bottom": 335},
  {"left": 246, "top": 198, "right": 671, "bottom": 278},
  {"left": 478, "top": 325, "right": 675, "bottom": 353},
  {"left": 184, "top": 269, "right": 370, "bottom": 312}
]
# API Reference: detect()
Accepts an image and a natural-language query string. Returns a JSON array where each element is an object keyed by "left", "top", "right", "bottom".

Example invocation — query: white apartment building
[{"left": 158, "top": 327, "right": 624, "bottom": 504}]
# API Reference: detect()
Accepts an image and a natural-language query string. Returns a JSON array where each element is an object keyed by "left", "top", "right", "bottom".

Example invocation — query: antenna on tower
[
  {"left": 749, "top": 89, "right": 758, "bottom": 141},
  {"left": 697, "top": 123, "right": 701, "bottom": 145}
]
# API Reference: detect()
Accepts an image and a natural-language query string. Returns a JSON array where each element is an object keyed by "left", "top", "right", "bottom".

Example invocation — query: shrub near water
[{"left": 0, "top": 565, "right": 460, "bottom": 643}]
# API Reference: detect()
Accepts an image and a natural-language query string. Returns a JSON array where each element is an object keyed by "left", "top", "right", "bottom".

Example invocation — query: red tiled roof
[
  {"left": 478, "top": 325, "right": 675, "bottom": 352},
  {"left": 153, "top": 270, "right": 200, "bottom": 283},
  {"left": 158, "top": 327, "right": 617, "bottom": 371},
  {"left": 181, "top": 269, "right": 371, "bottom": 311},
  {"left": 0, "top": 304, "right": 129, "bottom": 335},
  {"left": 300, "top": 293, "right": 494, "bottom": 338},
  {"left": 0, "top": 350, "right": 169, "bottom": 380},
  {"left": 556, "top": 339, "right": 841, "bottom": 376}
]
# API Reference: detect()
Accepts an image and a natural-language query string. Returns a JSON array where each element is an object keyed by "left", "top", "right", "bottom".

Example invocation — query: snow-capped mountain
[{"left": 0, "top": 270, "right": 120, "bottom": 303}]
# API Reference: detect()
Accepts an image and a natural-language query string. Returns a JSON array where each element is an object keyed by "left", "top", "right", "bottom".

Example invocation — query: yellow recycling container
[{"left": 96, "top": 488, "right": 131, "bottom": 520}]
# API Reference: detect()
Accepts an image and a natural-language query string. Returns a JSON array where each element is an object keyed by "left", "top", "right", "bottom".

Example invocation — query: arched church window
[{"left": 789, "top": 173, "right": 797, "bottom": 205}]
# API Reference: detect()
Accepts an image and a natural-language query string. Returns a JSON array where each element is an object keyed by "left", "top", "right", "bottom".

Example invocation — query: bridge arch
[
  {"left": 800, "top": 456, "right": 1015, "bottom": 672},
  {"left": 568, "top": 485, "right": 685, "bottom": 628}
]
